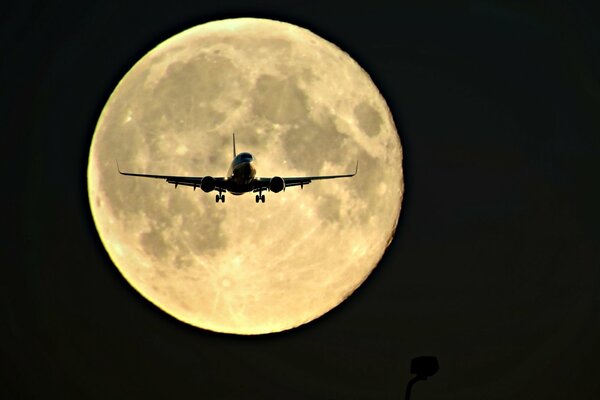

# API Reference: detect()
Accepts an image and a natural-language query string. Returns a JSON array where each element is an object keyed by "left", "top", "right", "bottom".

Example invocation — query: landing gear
[
  {"left": 255, "top": 193, "right": 266, "bottom": 203},
  {"left": 215, "top": 193, "right": 225, "bottom": 203}
]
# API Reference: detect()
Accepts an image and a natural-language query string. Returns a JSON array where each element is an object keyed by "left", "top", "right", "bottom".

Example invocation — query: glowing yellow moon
[{"left": 87, "top": 18, "right": 403, "bottom": 335}]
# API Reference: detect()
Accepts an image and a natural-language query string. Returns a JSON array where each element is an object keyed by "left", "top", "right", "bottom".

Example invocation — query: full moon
[{"left": 88, "top": 18, "right": 403, "bottom": 335}]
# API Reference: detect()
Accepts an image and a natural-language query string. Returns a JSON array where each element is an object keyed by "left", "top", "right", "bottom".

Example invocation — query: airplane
[{"left": 117, "top": 134, "right": 358, "bottom": 203}]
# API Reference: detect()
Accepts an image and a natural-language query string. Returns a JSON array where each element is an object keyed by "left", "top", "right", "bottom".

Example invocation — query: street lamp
[{"left": 405, "top": 356, "right": 439, "bottom": 400}]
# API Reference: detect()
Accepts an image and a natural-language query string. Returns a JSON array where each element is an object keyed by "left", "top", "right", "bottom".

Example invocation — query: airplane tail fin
[{"left": 232, "top": 133, "right": 236, "bottom": 158}]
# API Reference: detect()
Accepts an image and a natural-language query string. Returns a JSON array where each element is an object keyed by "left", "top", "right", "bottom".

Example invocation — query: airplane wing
[
  {"left": 252, "top": 161, "right": 358, "bottom": 192},
  {"left": 116, "top": 162, "right": 227, "bottom": 191}
]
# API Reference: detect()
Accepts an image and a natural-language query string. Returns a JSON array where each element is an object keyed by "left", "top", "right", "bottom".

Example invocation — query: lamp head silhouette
[
  {"left": 405, "top": 356, "right": 439, "bottom": 400},
  {"left": 411, "top": 356, "right": 439, "bottom": 379}
]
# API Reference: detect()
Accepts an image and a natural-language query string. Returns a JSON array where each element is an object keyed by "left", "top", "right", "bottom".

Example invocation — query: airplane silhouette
[{"left": 117, "top": 134, "right": 358, "bottom": 203}]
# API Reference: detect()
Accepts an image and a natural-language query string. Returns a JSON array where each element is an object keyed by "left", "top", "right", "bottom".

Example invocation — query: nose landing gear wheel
[
  {"left": 255, "top": 194, "right": 259, "bottom": 203},
  {"left": 216, "top": 194, "right": 225, "bottom": 203},
  {"left": 261, "top": 194, "right": 266, "bottom": 203}
]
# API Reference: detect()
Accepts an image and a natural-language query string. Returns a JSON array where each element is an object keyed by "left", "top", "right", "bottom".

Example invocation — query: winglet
[
  {"left": 355, "top": 160, "right": 359, "bottom": 175},
  {"left": 232, "top": 132, "right": 236, "bottom": 158},
  {"left": 116, "top": 160, "right": 123, "bottom": 174}
]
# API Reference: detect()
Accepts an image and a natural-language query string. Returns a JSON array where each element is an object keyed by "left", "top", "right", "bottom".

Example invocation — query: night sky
[{"left": 4, "top": 1, "right": 599, "bottom": 399}]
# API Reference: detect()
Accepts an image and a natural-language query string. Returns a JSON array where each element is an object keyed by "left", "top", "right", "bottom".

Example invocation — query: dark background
[{"left": 3, "top": 1, "right": 599, "bottom": 399}]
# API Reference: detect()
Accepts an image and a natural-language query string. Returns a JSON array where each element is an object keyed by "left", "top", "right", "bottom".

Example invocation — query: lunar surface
[{"left": 88, "top": 18, "right": 403, "bottom": 335}]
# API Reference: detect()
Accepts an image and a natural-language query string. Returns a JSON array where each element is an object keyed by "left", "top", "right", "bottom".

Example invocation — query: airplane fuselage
[{"left": 226, "top": 152, "right": 256, "bottom": 195}]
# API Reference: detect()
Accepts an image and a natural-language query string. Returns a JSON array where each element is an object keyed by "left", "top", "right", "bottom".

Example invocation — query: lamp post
[{"left": 405, "top": 356, "right": 439, "bottom": 400}]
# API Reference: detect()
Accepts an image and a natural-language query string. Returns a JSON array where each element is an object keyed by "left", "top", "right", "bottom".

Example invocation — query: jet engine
[
  {"left": 200, "top": 176, "right": 216, "bottom": 192},
  {"left": 269, "top": 176, "right": 285, "bottom": 193}
]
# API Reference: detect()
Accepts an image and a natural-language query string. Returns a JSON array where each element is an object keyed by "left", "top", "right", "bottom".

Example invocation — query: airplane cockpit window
[{"left": 236, "top": 152, "right": 254, "bottom": 162}]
